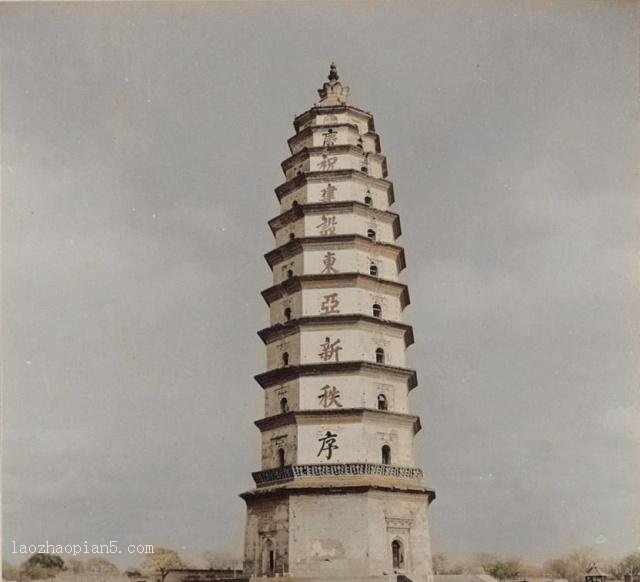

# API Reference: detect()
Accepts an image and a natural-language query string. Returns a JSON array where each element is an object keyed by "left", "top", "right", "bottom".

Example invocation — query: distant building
[
  {"left": 161, "top": 569, "right": 245, "bottom": 582},
  {"left": 503, "top": 577, "right": 569, "bottom": 582},
  {"left": 586, "top": 564, "right": 609, "bottom": 582},
  {"left": 435, "top": 575, "right": 499, "bottom": 582}
]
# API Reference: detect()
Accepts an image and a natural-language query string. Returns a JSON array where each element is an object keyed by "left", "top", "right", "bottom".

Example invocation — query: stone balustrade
[{"left": 252, "top": 462, "right": 423, "bottom": 485}]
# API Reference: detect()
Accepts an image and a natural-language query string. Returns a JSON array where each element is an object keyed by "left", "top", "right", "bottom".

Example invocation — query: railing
[{"left": 252, "top": 463, "right": 423, "bottom": 484}]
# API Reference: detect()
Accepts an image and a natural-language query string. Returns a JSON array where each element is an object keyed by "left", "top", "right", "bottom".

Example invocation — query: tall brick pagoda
[{"left": 240, "top": 63, "right": 435, "bottom": 582}]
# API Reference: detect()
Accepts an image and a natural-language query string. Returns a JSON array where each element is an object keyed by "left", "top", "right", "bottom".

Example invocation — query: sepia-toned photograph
[{"left": 1, "top": 3, "right": 638, "bottom": 582}]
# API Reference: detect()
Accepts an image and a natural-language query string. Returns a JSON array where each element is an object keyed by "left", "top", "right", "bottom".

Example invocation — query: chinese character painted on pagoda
[
  {"left": 316, "top": 214, "right": 337, "bottom": 236},
  {"left": 319, "top": 292, "right": 340, "bottom": 314},
  {"left": 317, "top": 430, "right": 339, "bottom": 459},
  {"left": 320, "top": 183, "right": 337, "bottom": 202},
  {"left": 317, "top": 154, "right": 338, "bottom": 171},
  {"left": 318, "top": 336, "right": 342, "bottom": 362},
  {"left": 318, "top": 385, "right": 343, "bottom": 408},
  {"left": 322, "top": 130, "right": 338, "bottom": 148},
  {"left": 321, "top": 251, "right": 339, "bottom": 274}
]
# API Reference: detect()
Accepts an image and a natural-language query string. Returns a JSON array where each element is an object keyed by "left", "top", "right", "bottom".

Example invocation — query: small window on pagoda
[
  {"left": 391, "top": 539, "right": 404, "bottom": 569},
  {"left": 372, "top": 303, "right": 382, "bottom": 318},
  {"left": 280, "top": 397, "right": 289, "bottom": 414},
  {"left": 278, "top": 448, "right": 286, "bottom": 468},
  {"left": 367, "top": 229, "right": 376, "bottom": 241},
  {"left": 357, "top": 137, "right": 364, "bottom": 150},
  {"left": 377, "top": 394, "right": 388, "bottom": 411},
  {"left": 364, "top": 195, "right": 373, "bottom": 207},
  {"left": 292, "top": 200, "right": 299, "bottom": 208},
  {"left": 287, "top": 269, "right": 294, "bottom": 279},
  {"left": 284, "top": 307, "right": 292, "bottom": 322},
  {"left": 375, "top": 348, "right": 385, "bottom": 364},
  {"left": 382, "top": 444, "right": 391, "bottom": 465},
  {"left": 369, "top": 263, "right": 378, "bottom": 276},
  {"left": 282, "top": 352, "right": 289, "bottom": 367},
  {"left": 289, "top": 232, "right": 295, "bottom": 241}
]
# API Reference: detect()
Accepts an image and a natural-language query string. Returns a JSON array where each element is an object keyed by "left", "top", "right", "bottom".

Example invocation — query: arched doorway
[{"left": 262, "top": 539, "right": 275, "bottom": 575}]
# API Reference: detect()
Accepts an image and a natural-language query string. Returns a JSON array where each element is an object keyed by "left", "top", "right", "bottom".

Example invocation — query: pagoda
[{"left": 240, "top": 64, "right": 435, "bottom": 582}]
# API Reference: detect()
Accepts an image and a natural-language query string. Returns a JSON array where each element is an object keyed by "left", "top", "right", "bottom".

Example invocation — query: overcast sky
[{"left": 2, "top": 0, "right": 638, "bottom": 569}]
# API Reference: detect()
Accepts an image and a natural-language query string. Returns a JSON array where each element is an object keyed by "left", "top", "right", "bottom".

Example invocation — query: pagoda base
[
  {"left": 248, "top": 576, "right": 434, "bottom": 582},
  {"left": 241, "top": 484, "right": 434, "bottom": 582}
]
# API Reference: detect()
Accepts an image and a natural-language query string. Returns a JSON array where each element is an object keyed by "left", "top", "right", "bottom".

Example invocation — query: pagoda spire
[
  {"left": 328, "top": 61, "right": 339, "bottom": 81},
  {"left": 317, "top": 61, "right": 350, "bottom": 105}
]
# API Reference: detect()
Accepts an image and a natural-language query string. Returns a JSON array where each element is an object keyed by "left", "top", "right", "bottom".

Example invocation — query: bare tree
[
  {"left": 544, "top": 548, "right": 598, "bottom": 582},
  {"left": 140, "top": 548, "right": 184, "bottom": 581},
  {"left": 612, "top": 553, "right": 640, "bottom": 580}
]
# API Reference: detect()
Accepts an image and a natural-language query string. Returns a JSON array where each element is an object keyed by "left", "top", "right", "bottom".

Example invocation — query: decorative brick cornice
[
  {"left": 264, "top": 234, "right": 406, "bottom": 272},
  {"left": 274, "top": 169, "right": 395, "bottom": 205},
  {"left": 241, "top": 483, "right": 436, "bottom": 504},
  {"left": 293, "top": 105, "right": 375, "bottom": 133},
  {"left": 268, "top": 201, "right": 401, "bottom": 238},
  {"left": 288, "top": 124, "right": 381, "bottom": 155},
  {"left": 281, "top": 145, "right": 387, "bottom": 176},
  {"left": 256, "top": 314, "right": 414, "bottom": 347},
  {"left": 253, "top": 361, "right": 418, "bottom": 390},
  {"left": 261, "top": 273, "right": 410, "bottom": 310},
  {"left": 254, "top": 407, "right": 421, "bottom": 433}
]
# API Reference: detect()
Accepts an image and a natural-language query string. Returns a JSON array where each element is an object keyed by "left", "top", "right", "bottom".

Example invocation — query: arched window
[
  {"left": 278, "top": 448, "right": 286, "bottom": 468},
  {"left": 367, "top": 229, "right": 376, "bottom": 241},
  {"left": 289, "top": 232, "right": 295, "bottom": 241},
  {"left": 375, "top": 348, "right": 385, "bottom": 364},
  {"left": 286, "top": 269, "right": 294, "bottom": 279},
  {"left": 377, "top": 394, "right": 388, "bottom": 411},
  {"left": 382, "top": 444, "right": 391, "bottom": 465},
  {"left": 369, "top": 263, "right": 378, "bottom": 276},
  {"left": 282, "top": 352, "right": 289, "bottom": 367},
  {"left": 364, "top": 195, "right": 372, "bottom": 207},
  {"left": 284, "top": 307, "right": 291, "bottom": 322},
  {"left": 372, "top": 303, "right": 382, "bottom": 318},
  {"left": 391, "top": 539, "right": 404, "bottom": 569},
  {"left": 280, "top": 397, "right": 289, "bottom": 414},
  {"left": 292, "top": 200, "right": 299, "bottom": 208}
]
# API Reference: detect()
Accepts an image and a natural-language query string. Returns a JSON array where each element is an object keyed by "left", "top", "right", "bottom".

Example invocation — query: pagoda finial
[
  {"left": 328, "top": 62, "right": 339, "bottom": 81},
  {"left": 317, "top": 62, "right": 349, "bottom": 106}
]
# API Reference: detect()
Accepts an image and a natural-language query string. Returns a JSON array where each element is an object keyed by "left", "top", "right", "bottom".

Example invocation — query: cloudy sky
[{"left": 2, "top": 0, "right": 638, "bottom": 569}]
